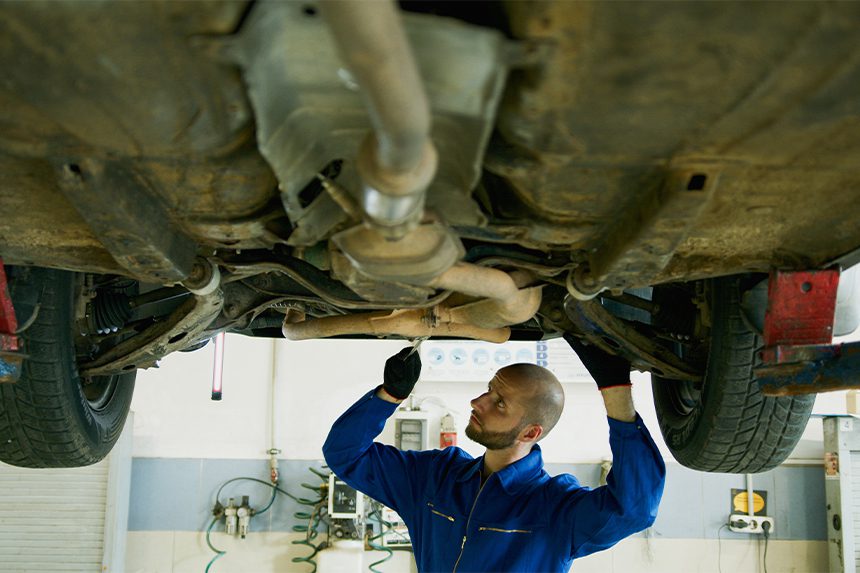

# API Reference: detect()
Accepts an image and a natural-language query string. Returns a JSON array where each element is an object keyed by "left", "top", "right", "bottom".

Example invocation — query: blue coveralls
[{"left": 323, "top": 388, "right": 666, "bottom": 573}]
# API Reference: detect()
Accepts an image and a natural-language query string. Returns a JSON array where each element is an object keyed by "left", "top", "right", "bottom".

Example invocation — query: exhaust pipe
[
  {"left": 320, "top": 0, "right": 437, "bottom": 236},
  {"left": 282, "top": 266, "right": 543, "bottom": 342},
  {"left": 306, "top": 2, "right": 543, "bottom": 340},
  {"left": 282, "top": 308, "right": 511, "bottom": 343}
]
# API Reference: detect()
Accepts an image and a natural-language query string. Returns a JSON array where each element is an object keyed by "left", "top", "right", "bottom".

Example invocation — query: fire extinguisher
[{"left": 440, "top": 413, "right": 457, "bottom": 448}]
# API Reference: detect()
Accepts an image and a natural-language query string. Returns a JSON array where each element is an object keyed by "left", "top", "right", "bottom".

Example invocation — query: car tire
[
  {"left": 651, "top": 275, "right": 815, "bottom": 473},
  {"left": 0, "top": 266, "right": 135, "bottom": 468}
]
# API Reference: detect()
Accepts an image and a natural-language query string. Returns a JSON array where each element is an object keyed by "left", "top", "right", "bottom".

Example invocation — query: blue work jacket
[{"left": 323, "top": 388, "right": 665, "bottom": 573}]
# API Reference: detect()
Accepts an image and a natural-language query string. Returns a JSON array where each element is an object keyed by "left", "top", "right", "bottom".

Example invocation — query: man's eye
[{"left": 497, "top": 400, "right": 505, "bottom": 409}]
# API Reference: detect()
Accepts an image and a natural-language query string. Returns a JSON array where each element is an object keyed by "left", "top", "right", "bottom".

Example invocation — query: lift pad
[
  {"left": 755, "top": 269, "right": 860, "bottom": 396},
  {"left": 0, "top": 259, "right": 22, "bottom": 383},
  {"left": 762, "top": 269, "right": 840, "bottom": 347}
]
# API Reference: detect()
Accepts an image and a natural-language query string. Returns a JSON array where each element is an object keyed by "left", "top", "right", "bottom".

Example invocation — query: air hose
[
  {"left": 204, "top": 470, "right": 327, "bottom": 573},
  {"left": 291, "top": 467, "right": 331, "bottom": 572},
  {"left": 366, "top": 501, "right": 394, "bottom": 573},
  {"left": 204, "top": 517, "right": 226, "bottom": 573}
]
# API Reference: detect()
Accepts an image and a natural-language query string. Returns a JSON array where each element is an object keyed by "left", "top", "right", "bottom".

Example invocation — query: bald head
[{"left": 498, "top": 363, "right": 565, "bottom": 440}]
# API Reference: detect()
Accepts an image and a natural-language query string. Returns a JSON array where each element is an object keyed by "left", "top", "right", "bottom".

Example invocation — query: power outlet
[{"left": 728, "top": 514, "right": 775, "bottom": 534}]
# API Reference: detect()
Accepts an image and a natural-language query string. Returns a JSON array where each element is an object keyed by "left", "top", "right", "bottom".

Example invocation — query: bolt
[
  {"left": 580, "top": 274, "right": 597, "bottom": 288},
  {"left": 188, "top": 263, "right": 206, "bottom": 283}
]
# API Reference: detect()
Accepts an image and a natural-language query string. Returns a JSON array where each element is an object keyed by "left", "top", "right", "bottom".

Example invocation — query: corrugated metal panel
[
  {"left": 0, "top": 460, "right": 109, "bottom": 573},
  {"left": 851, "top": 452, "right": 860, "bottom": 571}
]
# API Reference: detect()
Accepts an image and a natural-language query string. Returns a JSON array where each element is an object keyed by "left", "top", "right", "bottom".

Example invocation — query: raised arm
[
  {"left": 601, "top": 385, "right": 636, "bottom": 422},
  {"left": 562, "top": 335, "right": 666, "bottom": 557},
  {"left": 322, "top": 347, "right": 432, "bottom": 521}
]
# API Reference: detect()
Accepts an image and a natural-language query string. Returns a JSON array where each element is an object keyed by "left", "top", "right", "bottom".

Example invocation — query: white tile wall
[{"left": 126, "top": 532, "right": 826, "bottom": 573}]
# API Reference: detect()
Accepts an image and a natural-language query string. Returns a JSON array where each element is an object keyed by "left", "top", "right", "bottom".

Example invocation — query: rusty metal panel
[
  {"left": 0, "top": 1, "right": 249, "bottom": 156},
  {"left": 587, "top": 166, "right": 719, "bottom": 290},
  {"left": 488, "top": 1, "right": 860, "bottom": 280},
  {"left": 57, "top": 160, "right": 197, "bottom": 284},
  {"left": 0, "top": 2, "right": 280, "bottom": 270}
]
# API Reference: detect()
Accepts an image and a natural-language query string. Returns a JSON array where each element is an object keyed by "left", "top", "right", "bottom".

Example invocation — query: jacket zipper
[
  {"left": 427, "top": 503, "right": 455, "bottom": 522},
  {"left": 451, "top": 479, "right": 486, "bottom": 573},
  {"left": 478, "top": 526, "right": 532, "bottom": 534}
]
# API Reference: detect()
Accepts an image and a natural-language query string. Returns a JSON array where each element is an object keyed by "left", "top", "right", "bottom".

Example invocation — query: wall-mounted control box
[{"left": 328, "top": 474, "right": 364, "bottom": 519}]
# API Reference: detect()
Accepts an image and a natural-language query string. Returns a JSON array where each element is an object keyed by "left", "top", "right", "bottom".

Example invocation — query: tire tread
[
  {"left": 652, "top": 276, "right": 814, "bottom": 473},
  {"left": 0, "top": 267, "right": 135, "bottom": 468}
]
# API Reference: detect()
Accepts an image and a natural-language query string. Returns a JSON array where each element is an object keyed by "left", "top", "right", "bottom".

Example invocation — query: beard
[{"left": 465, "top": 419, "right": 528, "bottom": 450}]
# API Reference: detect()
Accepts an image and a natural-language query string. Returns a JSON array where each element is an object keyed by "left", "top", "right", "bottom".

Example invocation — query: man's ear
[{"left": 520, "top": 424, "right": 543, "bottom": 443}]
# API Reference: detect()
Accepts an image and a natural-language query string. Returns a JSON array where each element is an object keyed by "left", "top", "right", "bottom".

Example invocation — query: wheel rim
[
  {"left": 80, "top": 374, "right": 121, "bottom": 411},
  {"left": 73, "top": 275, "right": 137, "bottom": 412},
  {"left": 663, "top": 378, "right": 702, "bottom": 417}
]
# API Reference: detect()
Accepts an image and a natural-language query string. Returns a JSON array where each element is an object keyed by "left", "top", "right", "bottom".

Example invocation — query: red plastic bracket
[{"left": 762, "top": 269, "right": 840, "bottom": 349}]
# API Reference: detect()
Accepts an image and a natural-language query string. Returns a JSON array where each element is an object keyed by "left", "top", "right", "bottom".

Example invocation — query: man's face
[{"left": 465, "top": 370, "right": 532, "bottom": 450}]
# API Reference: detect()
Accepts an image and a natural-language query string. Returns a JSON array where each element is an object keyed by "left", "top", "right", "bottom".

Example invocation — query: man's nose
[{"left": 470, "top": 393, "right": 487, "bottom": 411}]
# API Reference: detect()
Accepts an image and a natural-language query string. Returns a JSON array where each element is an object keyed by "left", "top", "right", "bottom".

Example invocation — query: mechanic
[{"left": 323, "top": 338, "right": 665, "bottom": 572}]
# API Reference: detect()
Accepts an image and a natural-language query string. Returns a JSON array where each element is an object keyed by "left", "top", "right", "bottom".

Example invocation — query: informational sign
[
  {"left": 419, "top": 338, "right": 593, "bottom": 383},
  {"left": 730, "top": 489, "right": 768, "bottom": 515}
]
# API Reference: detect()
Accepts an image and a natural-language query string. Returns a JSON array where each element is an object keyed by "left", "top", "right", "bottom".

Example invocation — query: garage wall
[
  {"left": 125, "top": 335, "right": 847, "bottom": 572},
  {"left": 1, "top": 419, "right": 132, "bottom": 573}
]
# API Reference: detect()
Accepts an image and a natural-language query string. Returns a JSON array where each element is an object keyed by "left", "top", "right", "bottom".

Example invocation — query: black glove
[
  {"left": 563, "top": 334, "right": 632, "bottom": 390},
  {"left": 382, "top": 347, "right": 422, "bottom": 400}
]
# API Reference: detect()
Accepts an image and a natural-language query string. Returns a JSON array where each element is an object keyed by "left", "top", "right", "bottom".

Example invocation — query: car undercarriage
[{"left": 1, "top": 1, "right": 859, "bottom": 472}]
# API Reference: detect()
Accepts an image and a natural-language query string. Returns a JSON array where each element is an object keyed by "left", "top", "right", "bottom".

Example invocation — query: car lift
[
  {"left": 755, "top": 269, "right": 860, "bottom": 396},
  {"left": 0, "top": 259, "right": 22, "bottom": 383}
]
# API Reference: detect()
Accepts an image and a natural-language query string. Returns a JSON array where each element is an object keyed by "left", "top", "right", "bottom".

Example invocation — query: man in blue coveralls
[{"left": 323, "top": 337, "right": 665, "bottom": 573}]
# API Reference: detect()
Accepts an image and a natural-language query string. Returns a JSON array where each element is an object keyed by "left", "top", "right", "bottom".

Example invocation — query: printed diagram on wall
[{"left": 419, "top": 338, "right": 593, "bottom": 383}]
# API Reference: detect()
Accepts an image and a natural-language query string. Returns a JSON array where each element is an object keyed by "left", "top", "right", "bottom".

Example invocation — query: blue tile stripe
[{"left": 128, "top": 458, "right": 826, "bottom": 540}]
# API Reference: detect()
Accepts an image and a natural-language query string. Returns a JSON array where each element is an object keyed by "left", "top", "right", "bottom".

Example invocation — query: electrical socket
[{"left": 728, "top": 514, "right": 775, "bottom": 534}]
